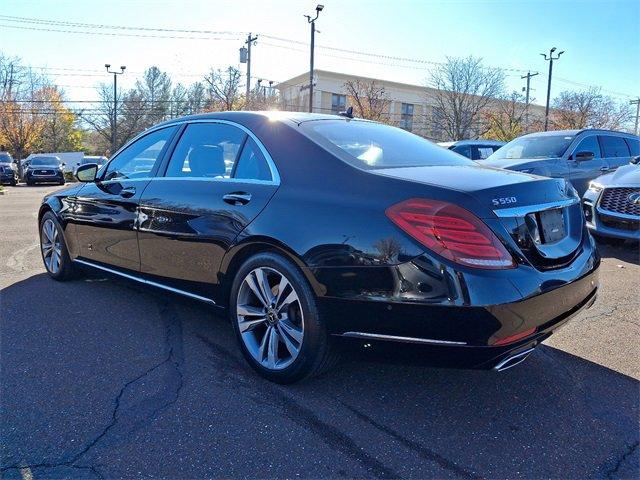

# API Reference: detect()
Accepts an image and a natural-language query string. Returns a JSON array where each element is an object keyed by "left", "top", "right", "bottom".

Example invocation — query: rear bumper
[{"left": 313, "top": 232, "right": 599, "bottom": 368}]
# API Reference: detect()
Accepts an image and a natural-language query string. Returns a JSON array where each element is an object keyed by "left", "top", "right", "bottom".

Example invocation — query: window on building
[
  {"left": 400, "top": 103, "right": 414, "bottom": 131},
  {"left": 331, "top": 94, "right": 346, "bottom": 114}
]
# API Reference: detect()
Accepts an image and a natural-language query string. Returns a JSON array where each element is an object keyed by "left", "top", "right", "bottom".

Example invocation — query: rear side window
[
  {"left": 625, "top": 137, "right": 639, "bottom": 156},
  {"left": 234, "top": 137, "right": 272, "bottom": 181},
  {"left": 573, "top": 136, "right": 601, "bottom": 158},
  {"left": 600, "top": 135, "right": 630, "bottom": 157},
  {"left": 166, "top": 123, "right": 245, "bottom": 178},
  {"left": 473, "top": 146, "right": 499, "bottom": 160},
  {"left": 303, "top": 120, "right": 473, "bottom": 169}
]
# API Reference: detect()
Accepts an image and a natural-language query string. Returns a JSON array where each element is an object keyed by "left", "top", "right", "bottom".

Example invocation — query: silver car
[
  {"left": 582, "top": 160, "right": 640, "bottom": 244},
  {"left": 480, "top": 129, "right": 640, "bottom": 196}
]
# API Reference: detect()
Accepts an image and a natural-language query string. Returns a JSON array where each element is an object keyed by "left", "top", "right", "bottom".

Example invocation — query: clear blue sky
[{"left": 2, "top": 0, "right": 639, "bottom": 106}]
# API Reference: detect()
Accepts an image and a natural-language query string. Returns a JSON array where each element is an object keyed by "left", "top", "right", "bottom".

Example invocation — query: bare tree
[
  {"left": 551, "top": 87, "right": 632, "bottom": 130},
  {"left": 186, "top": 82, "right": 206, "bottom": 114},
  {"left": 135, "top": 66, "right": 172, "bottom": 127},
  {"left": 427, "top": 56, "right": 505, "bottom": 140},
  {"left": 204, "top": 66, "right": 242, "bottom": 111},
  {"left": 343, "top": 79, "right": 390, "bottom": 121},
  {"left": 482, "top": 92, "right": 530, "bottom": 141}
]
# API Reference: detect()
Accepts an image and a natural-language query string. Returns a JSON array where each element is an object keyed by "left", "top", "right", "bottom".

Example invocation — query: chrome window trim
[
  {"left": 73, "top": 258, "right": 216, "bottom": 305},
  {"left": 339, "top": 331, "right": 467, "bottom": 346},
  {"left": 163, "top": 119, "right": 280, "bottom": 185},
  {"left": 492, "top": 198, "right": 579, "bottom": 218}
]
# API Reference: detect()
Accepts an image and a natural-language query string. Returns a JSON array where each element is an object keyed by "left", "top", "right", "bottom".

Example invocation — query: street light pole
[
  {"left": 540, "top": 47, "right": 564, "bottom": 131},
  {"left": 305, "top": 5, "right": 324, "bottom": 113},
  {"left": 105, "top": 64, "right": 126, "bottom": 154}
]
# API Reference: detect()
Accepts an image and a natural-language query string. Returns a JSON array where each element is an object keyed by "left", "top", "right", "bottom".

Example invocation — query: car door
[
  {"left": 137, "top": 121, "right": 279, "bottom": 299},
  {"left": 599, "top": 134, "right": 632, "bottom": 172},
  {"left": 565, "top": 134, "right": 606, "bottom": 196},
  {"left": 73, "top": 126, "right": 178, "bottom": 272}
]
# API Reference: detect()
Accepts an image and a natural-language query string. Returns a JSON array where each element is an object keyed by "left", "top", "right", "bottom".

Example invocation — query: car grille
[
  {"left": 33, "top": 169, "right": 56, "bottom": 176},
  {"left": 599, "top": 187, "right": 640, "bottom": 216}
]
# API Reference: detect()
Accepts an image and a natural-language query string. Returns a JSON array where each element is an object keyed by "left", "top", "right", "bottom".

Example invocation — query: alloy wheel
[
  {"left": 41, "top": 218, "right": 62, "bottom": 274},
  {"left": 236, "top": 267, "right": 305, "bottom": 370}
]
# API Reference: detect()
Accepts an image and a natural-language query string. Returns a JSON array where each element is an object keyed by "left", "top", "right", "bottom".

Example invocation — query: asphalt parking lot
[{"left": 1, "top": 184, "right": 638, "bottom": 479}]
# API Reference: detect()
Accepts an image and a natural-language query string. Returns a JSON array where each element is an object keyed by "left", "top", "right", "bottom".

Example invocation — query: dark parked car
[
  {"left": 480, "top": 129, "right": 640, "bottom": 196},
  {"left": 0, "top": 164, "right": 18, "bottom": 185},
  {"left": 582, "top": 160, "right": 639, "bottom": 244},
  {"left": 25, "top": 156, "right": 66, "bottom": 185},
  {"left": 438, "top": 140, "right": 506, "bottom": 160},
  {"left": 38, "top": 112, "right": 599, "bottom": 383}
]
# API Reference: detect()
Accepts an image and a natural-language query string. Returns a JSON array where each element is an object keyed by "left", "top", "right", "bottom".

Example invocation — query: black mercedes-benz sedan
[{"left": 38, "top": 112, "right": 600, "bottom": 383}]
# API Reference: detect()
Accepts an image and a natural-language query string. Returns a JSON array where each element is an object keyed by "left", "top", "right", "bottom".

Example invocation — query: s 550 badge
[{"left": 492, "top": 196, "right": 517, "bottom": 206}]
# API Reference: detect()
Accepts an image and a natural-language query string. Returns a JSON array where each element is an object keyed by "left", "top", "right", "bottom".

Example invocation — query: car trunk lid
[{"left": 374, "top": 165, "right": 583, "bottom": 269}]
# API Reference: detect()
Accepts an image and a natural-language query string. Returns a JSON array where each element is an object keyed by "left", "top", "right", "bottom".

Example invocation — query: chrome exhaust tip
[{"left": 493, "top": 348, "right": 536, "bottom": 372}]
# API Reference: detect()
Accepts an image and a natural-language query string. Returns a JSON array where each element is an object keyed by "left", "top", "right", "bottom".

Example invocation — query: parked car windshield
[
  {"left": 489, "top": 134, "right": 575, "bottom": 160},
  {"left": 303, "top": 120, "right": 474, "bottom": 169},
  {"left": 30, "top": 157, "right": 61, "bottom": 166}
]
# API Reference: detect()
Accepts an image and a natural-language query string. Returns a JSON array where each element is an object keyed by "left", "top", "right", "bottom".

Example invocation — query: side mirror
[
  {"left": 631, "top": 155, "right": 640, "bottom": 165},
  {"left": 574, "top": 151, "right": 595, "bottom": 161},
  {"left": 76, "top": 163, "right": 98, "bottom": 182}
]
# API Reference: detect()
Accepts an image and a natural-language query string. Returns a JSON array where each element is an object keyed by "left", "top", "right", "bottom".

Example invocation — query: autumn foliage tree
[
  {"left": 482, "top": 92, "right": 530, "bottom": 141},
  {"left": 343, "top": 79, "right": 390, "bottom": 122}
]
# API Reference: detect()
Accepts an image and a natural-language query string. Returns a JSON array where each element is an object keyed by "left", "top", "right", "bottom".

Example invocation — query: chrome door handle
[
  {"left": 120, "top": 186, "right": 136, "bottom": 198},
  {"left": 223, "top": 192, "right": 252, "bottom": 205},
  {"left": 599, "top": 167, "right": 609, "bottom": 172}
]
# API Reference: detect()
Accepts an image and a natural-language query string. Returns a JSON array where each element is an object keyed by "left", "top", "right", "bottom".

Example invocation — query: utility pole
[
  {"left": 105, "top": 64, "right": 126, "bottom": 154},
  {"left": 631, "top": 98, "right": 640, "bottom": 136},
  {"left": 305, "top": 5, "right": 324, "bottom": 113},
  {"left": 540, "top": 47, "right": 564, "bottom": 131},
  {"left": 243, "top": 33, "right": 258, "bottom": 107},
  {"left": 521, "top": 71, "right": 539, "bottom": 132}
]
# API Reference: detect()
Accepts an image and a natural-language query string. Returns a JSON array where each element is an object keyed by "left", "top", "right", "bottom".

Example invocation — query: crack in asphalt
[
  {"left": 604, "top": 440, "right": 639, "bottom": 479},
  {"left": 1, "top": 299, "right": 184, "bottom": 478},
  {"left": 196, "top": 333, "right": 401, "bottom": 479},
  {"left": 340, "top": 402, "right": 483, "bottom": 480}
]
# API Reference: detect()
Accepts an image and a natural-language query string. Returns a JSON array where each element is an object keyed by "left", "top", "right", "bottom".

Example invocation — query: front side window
[
  {"left": 166, "top": 123, "right": 245, "bottom": 178},
  {"left": 103, "top": 126, "right": 176, "bottom": 181},
  {"left": 452, "top": 144, "right": 471, "bottom": 158},
  {"left": 572, "top": 136, "right": 601, "bottom": 158},
  {"left": 600, "top": 135, "right": 630, "bottom": 157},
  {"left": 490, "top": 134, "right": 575, "bottom": 160},
  {"left": 331, "top": 94, "right": 346, "bottom": 114},
  {"left": 302, "top": 120, "right": 474, "bottom": 169},
  {"left": 400, "top": 103, "right": 414, "bottom": 131}
]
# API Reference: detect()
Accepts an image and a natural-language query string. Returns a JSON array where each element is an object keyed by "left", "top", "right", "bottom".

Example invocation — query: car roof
[
  {"left": 155, "top": 111, "right": 364, "bottom": 129},
  {"left": 523, "top": 128, "right": 639, "bottom": 139},
  {"left": 443, "top": 139, "right": 506, "bottom": 146}
]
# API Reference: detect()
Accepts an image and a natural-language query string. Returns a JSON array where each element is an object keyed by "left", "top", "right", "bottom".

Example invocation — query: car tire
[
  {"left": 229, "top": 252, "right": 340, "bottom": 384},
  {"left": 39, "top": 211, "right": 79, "bottom": 281}
]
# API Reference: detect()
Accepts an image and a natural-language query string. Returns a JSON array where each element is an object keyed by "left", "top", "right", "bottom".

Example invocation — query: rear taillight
[{"left": 386, "top": 198, "right": 515, "bottom": 269}]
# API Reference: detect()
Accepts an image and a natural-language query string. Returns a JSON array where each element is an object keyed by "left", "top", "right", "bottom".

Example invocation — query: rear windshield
[
  {"left": 302, "top": 120, "right": 474, "bottom": 169},
  {"left": 490, "top": 134, "right": 575, "bottom": 160},
  {"left": 0, "top": 153, "right": 12, "bottom": 162},
  {"left": 31, "top": 157, "right": 61, "bottom": 166}
]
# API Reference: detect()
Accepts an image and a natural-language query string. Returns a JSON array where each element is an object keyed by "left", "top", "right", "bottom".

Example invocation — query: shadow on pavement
[{"left": 1, "top": 271, "right": 638, "bottom": 479}]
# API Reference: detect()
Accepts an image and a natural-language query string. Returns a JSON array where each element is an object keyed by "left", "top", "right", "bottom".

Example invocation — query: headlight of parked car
[{"left": 587, "top": 181, "right": 603, "bottom": 194}]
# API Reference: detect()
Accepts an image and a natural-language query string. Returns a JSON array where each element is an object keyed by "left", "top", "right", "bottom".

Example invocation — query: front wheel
[
  {"left": 39, "top": 211, "right": 79, "bottom": 281},
  {"left": 230, "top": 252, "right": 339, "bottom": 384}
]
